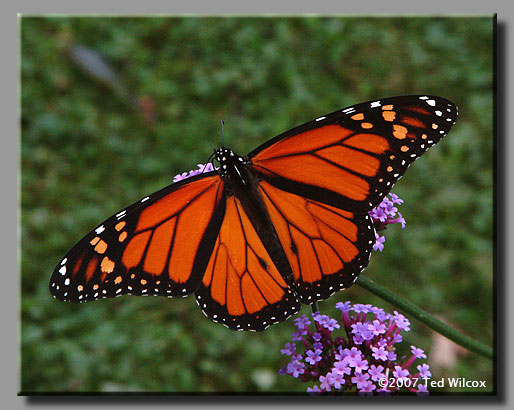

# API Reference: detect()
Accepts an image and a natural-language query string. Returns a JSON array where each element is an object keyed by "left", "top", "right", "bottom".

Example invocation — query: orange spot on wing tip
[
  {"left": 361, "top": 122, "right": 373, "bottom": 129},
  {"left": 93, "top": 284, "right": 99, "bottom": 290},
  {"left": 400, "top": 145, "right": 409, "bottom": 152},
  {"left": 393, "top": 124, "right": 408, "bottom": 139},
  {"left": 432, "top": 123, "right": 439, "bottom": 129},
  {"left": 77, "top": 285, "right": 84, "bottom": 292},
  {"left": 94, "top": 240, "right": 108, "bottom": 254},
  {"left": 118, "top": 231, "right": 128, "bottom": 242},
  {"left": 130, "top": 273, "right": 135, "bottom": 279},
  {"left": 382, "top": 111, "right": 396, "bottom": 122},
  {"left": 90, "top": 236, "right": 100, "bottom": 246},
  {"left": 101, "top": 256, "right": 115, "bottom": 274},
  {"left": 351, "top": 113, "right": 364, "bottom": 120},
  {"left": 382, "top": 104, "right": 394, "bottom": 110},
  {"left": 114, "top": 275, "right": 122, "bottom": 284},
  {"left": 387, "top": 166, "right": 393, "bottom": 172},
  {"left": 140, "top": 279, "right": 147, "bottom": 285},
  {"left": 115, "top": 221, "right": 126, "bottom": 231}
]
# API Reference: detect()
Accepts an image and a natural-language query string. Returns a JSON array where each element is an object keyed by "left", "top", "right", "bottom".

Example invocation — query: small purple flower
[
  {"left": 368, "top": 364, "right": 386, "bottom": 382},
  {"left": 389, "top": 193, "right": 403, "bottom": 204},
  {"left": 335, "top": 301, "right": 352, "bottom": 312},
  {"left": 280, "top": 342, "right": 296, "bottom": 356},
  {"left": 306, "top": 385, "right": 322, "bottom": 393},
  {"left": 371, "top": 345, "right": 388, "bottom": 361},
  {"left": 391, "top": 213, "right": 406, "bottom": 228},
  {"left": 411, "top": 345, "right": 427, "bottom": 359},
  {"left": 376, "top": 338, "right": 388, "bottom": 347},
  {"left": 313, "top": 341, "right": 323, "bottom": 350},
  {"left": 334, "top": 348, "right": 347, "bottom": 362},
  {"left": 358, "top": 380, "right": 377, "bottom": 394},
  {"left": 328, "top": 371, "right": 346, "bottom": 389},
  {"left": 392, "top": 365, "right": 410, "bottom": 382},
  {"left": 319, "top": 374, "right": 332, "bottom": 391},
  {"left": 373, "top": 234, "right": 386, "bottom": 252},
  {"left": 417, "top": 363, "right": 432, "bottom": 378},
  {"left": 351, "top": 371, "right": 370, "bottom": 389},
  {"left": 312, "top": 332, "right": 322, "bottom": 342},
  {"left": 392, "top": 311, "right": 411, "bottom": 331},
  {"left": 333, "top": 360, "right": 351, "bottom": 376},
  {"left": 351, "top": 322, "right": 368, "bottom": 338},
  {"left": 369, "top": 206, "right": 388, "bottom": 222},
  {"left": 305, "top": 349, "right": 323, "bottom": 365},
  {"left": 383, "top": 201, "right": 398, "bottom": 216},
  {"left": 291, "top": 331, "right": 303, "bottom": 342},
  {"left": 346, "top": 347, "right": 362, "bottom": 366},
  {"left": 416, "top": 383, "right": 429, "bottom": 396},
  {"left": 294, "top": 315, "right": 311, "bottom": 329},
  {"left": 353, "top": 304, "right": 373, "bottom": 314},
  {"left": 368, "top": 319, "right": 387, "bottom": 336},
  {"left": 287, "top": 358, "right": 305, "bottom": 378},
  {"left": 325, "top": 318, "right": 340, "bottom": 331},
  {"left": 353, "top": 357, "right": 369, "bottom": 374},
  {"left": 387, "top": 350, "right": 397, "bottom": 361},
  {"left": 392, "top": 332, "right": 403, "bottom": 344}
]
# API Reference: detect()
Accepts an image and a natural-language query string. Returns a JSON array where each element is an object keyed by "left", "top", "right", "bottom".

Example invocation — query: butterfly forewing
[
  {"left": 250, "top": 95, "right": 458, "bottom": 212},
  {"left": 49, "top": 174, "right": 225, "bottom": 302}
]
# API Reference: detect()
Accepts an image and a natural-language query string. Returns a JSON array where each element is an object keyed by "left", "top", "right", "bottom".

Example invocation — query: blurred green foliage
[{"left": 21, "top": 16, "right": 494, "bottom": 393}]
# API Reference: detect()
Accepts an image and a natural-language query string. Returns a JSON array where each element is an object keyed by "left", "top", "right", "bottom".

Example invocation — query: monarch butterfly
[{"left": 49, "top": 95, "right": 458, "bottom": 331}]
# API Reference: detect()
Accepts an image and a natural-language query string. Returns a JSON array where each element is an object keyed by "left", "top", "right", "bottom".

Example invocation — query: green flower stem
[{"left": 356, "top": 276, "right": 494, "bottom": 360}]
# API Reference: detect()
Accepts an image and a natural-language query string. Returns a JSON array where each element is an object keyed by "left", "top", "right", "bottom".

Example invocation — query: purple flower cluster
[
  {"left": 369, "top": 194, "right": 406, "bottom": 252},
  {"left": 173, "top": 162, "right": 218, "bottom": 182},
  {"left": 279, "top": 301, "right": 431, "bottom": 395}
]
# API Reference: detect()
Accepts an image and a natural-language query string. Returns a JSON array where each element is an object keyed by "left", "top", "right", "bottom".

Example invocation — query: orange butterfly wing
[
  {"left": 49, "top": 175, "right": 225, "bottom": 302},
  {"left": 250, "top": 95, "right": 458, "bottom": 213},
  {"left": 258, "top": 181, "right": 374, "bottom": 304},
  {"left": 195, "top": 195, "right": 300, "bottom": 331}
]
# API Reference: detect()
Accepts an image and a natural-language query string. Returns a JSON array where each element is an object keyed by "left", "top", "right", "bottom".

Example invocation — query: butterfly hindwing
[
  {"left": 195, "top": 195, "right": 301, "bottom": 331},
  {"left": 258, "top": 180, "right": 375, "bottom": 304},
  {"left": 250, "top": 95, "right": 458, "bottom": 212},
  {"left": 49, "top": 174, "right": 225, "bottom": 302}
]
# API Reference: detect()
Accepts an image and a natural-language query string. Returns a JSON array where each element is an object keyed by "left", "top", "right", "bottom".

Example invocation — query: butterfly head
[{"left": 214, "top": 147, "right": 248, "bottom": 178}]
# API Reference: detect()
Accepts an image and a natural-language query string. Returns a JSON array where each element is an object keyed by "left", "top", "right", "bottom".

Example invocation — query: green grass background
[{"left": 20, "top": 16, "right": 494, "bottom": 393}]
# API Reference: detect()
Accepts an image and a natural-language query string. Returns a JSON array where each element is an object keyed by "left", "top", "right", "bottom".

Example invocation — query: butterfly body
[
  {"left": 216, "top": 147, "right": 297, "bottom": 289},
  {"left": 50, "top": 95, "right": 458, "bottom": 331}
]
